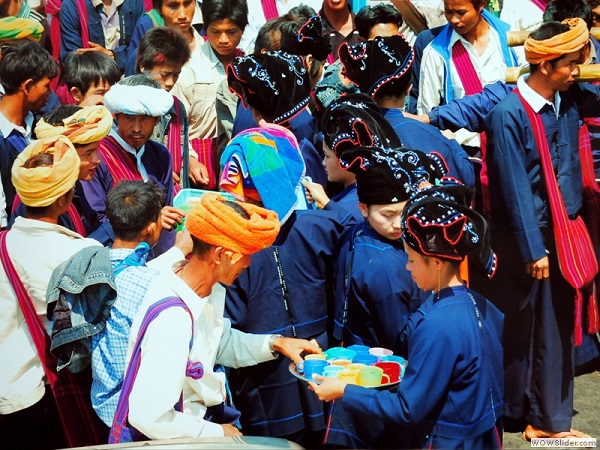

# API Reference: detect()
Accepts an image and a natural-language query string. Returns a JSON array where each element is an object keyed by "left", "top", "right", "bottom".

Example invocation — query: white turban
[{"left": 103, "top": 84, "right": 174, "bottom": 117}]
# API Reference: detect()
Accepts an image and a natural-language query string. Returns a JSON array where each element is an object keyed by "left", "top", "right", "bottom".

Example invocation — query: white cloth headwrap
[{"left": 103, "top": 84, "right": 174, "bottom": 117}]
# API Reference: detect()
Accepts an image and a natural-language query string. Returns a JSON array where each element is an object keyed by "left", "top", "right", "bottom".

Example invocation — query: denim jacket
[{"left": 46, "top": 246, "right": 117, "bottom": 373}]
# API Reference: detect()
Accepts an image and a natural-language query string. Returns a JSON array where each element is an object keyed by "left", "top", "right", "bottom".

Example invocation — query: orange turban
[
  {"left": 35, "top": 106, "right": 113, "bottom": 145},
  {"left": 524, "top": 18, "right": 589, "bottom": 64},
  {"left": 12, "top": 136, "right": 80, "bottom": 207},
  {"left": 185, "top": 192, "right": 280, "bottom": 255}
]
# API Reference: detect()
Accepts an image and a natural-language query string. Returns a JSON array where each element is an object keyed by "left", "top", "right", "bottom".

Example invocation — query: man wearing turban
[
  {"left": 482, "top": 18, "right": 600, "bottom": 440},
  {"left": 79, "top": 74, "right": 183, "bottom": 257},
  {"left": 0, "top": 135, "right": 102, "bottom": 449},
  {"left": 219, "top": 127, "right": 351, "bottom": 445},
  {"left": 9, "top": 105, "right": 113, "bottom": 241},
  {"left": 112, "top": 192, "right": 322, "bottom": 442}
]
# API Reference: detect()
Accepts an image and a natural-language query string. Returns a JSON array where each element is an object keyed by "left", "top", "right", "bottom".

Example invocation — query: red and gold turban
[{"left": 185, "top": 192, "right": 280, "bottom": 255}]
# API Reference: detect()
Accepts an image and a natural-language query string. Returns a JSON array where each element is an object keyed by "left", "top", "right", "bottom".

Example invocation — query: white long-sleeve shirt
[
  {"left": 126, "top": 261, "right": 276, "bottom": 439},
  {"left": 171, "top": 35, "right": 225, "bottom": 141},
  {"left": 417, "top": 26, "right": 508, "bottom": 147},
  {"left": 0, "top": 218, "right": 101, "bottom": 414}
]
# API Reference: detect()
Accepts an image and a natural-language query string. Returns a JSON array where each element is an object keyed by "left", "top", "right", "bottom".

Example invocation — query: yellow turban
[
  {"left": 0, "top": 17, "right": 43, "bottom": 43},
  {"left": 35, "top": 106, "right": 113, "bottom": 145},
  {"left": 524, "top": 18, "right": 589, "bottom": 64},
  {"left": 185, "top": 192, "right": 280, "bottom": 256},
  {"left": 12, "top": 136, "right": 80, "bottom": 207}
]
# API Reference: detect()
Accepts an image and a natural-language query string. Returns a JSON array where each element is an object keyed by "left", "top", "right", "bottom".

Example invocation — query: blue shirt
[
  {"left": 324, "top": 183, "right": 362, "bottom": 226},
  {"left": 332, "top": 221, "right": 421, "bottom": 353},
  {"left": 383, "top": 108, "right": 475, "bottom": 188},
  {"left": 343, "top": 285, "right": 504, "bottom": 448},
  {"left": 224, "top": 209, "right": 348, "bottom": 437},
  {"left": 91, "top": 247, "right": 159, "bottom": 426},
  {"left": 484, "top": 82, "right": 600, "bottom": 263},
  {"left": 0, "top": 112, "right": 32, "bottom": 222}
]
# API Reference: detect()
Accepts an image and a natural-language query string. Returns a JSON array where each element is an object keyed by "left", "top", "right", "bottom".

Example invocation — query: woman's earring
[{"left": 436, "top": 266, "right": 441, "bottom": 300}]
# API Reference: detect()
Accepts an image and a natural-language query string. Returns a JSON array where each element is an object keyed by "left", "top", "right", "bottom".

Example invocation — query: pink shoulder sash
[
  {"left": 452, "top": 40, "right": 490, "bottom": 215},
  {"left": 261, "top": 0, "right": 279, "bottom": 21},
  {"left": 98, "top": 136, "right": 143, "bottom": 188}
]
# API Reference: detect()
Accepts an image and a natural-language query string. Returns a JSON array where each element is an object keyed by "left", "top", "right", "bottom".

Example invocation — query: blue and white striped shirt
[{"left": 91, "top": 246, "right": 160, "bottom": 426}]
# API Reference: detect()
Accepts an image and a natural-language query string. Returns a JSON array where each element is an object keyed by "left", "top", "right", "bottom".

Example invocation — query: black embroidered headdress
[
  {"left": 401, "top": 184, "right": 498, "bottom": 278},
  {"left": 227, "top": 51, "right": 311, "bottom": 124},
  {"left": 280, "top": 15, "right": 332, "bottom": 61},
  {"left": 320, "top": 93, "right": 400, "bottom": 157},
  {"left": 343, "top": 146, "right": 444, "bottom": 205},
  {"left": 339, "top": 35, "right": 414, "bottom": 97}
]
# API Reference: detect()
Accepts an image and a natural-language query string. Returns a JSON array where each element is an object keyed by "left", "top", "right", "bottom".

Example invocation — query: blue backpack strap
[
  {"left": 109, "top": 296, "right": 194, "bottom": 444},
  {"left": 113, "top": 242, "right": 151, "bottom": 276}
]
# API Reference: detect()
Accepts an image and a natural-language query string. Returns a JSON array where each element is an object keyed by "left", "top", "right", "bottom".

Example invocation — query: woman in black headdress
[
  {"left": 302, "top": 93, "right": 402, "bottom": 225},
  {"left": 227, "top": 15, "right": 332, "bottom": 187},
  {"left": 323, "top": 145, "right": 444, "bottom": 449},
  {"left": 309, "top": 185, "right": 505, "bottom": 449}
]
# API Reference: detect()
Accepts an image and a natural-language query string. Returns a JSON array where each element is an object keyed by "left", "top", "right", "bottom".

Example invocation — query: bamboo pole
[
  {"left": 505, "top": 64, "right": 600, "bottom": 83},
  {"left": 507, "top": 28, "right": 600, "bottom": 46}
]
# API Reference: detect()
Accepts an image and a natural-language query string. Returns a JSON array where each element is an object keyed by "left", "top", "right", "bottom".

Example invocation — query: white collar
[
  {"left": 91, "top": 0, "right": 125, "bottom": 9},
  {"left": 448, "top": 25, "right": 499, "bottom": 50},
  {"left": 0, "top": 110, "right": 33, "bottom": 139},
  {"left": 200, "top": 39, "right": 223, "bottom": 71},
  {"left": 109, "top": 127, "right": 149, "bottom": 181},
  {"left": 12, "top": 215, "right": 87, "bottom": 238},
  {"left": 517, "top": 74, "right": 560, "bottom": 117}
]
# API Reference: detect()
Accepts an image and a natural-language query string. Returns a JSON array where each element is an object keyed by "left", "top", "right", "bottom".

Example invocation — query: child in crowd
[
  {"left": 171, "top": 0, "right": 248, "bottom": 190},
  {"left": 324, "top": 145, "right": 440, "bottom": 449},
  {"left": 63, "top": 51, "right": 121, "bottom": 106},
  {"left": 310, "top": 183, "right": 504, "bottom": 449},
  {"left": 135, "top": 26, "right": 210, "bottom": 189}
]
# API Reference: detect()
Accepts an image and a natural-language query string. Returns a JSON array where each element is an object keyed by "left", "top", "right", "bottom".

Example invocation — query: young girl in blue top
[{"left": 309, "top": 183, "right": 505, "bottom": 449}]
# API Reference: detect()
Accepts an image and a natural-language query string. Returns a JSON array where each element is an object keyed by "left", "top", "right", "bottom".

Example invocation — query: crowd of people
[{"left": 0, "top": 0, "right": 599, "bottom": 448}]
